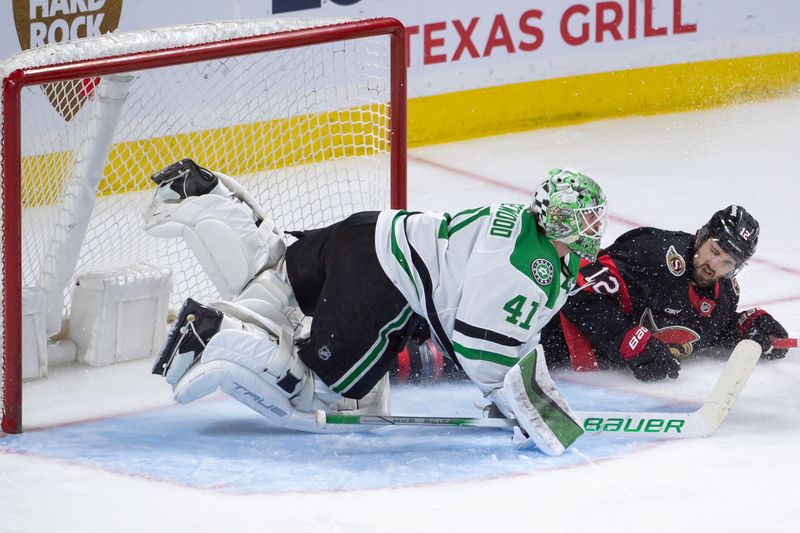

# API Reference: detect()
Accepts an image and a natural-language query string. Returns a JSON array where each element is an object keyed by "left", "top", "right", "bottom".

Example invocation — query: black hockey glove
[
  {"left": 737, "top": 308, "right": 789, "bottom": 360},
  {"left": 619, "top": 326, "right": 680, "bottom": 382}
]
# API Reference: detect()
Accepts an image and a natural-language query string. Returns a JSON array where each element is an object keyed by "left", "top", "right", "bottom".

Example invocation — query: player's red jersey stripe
[{"left": 559, "top": 313, "right": 599, "bottom": 371}]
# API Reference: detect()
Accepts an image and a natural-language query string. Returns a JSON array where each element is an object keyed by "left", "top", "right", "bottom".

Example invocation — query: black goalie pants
[{"left": 285, "top": 212, "right": 414, "bottom": 399}]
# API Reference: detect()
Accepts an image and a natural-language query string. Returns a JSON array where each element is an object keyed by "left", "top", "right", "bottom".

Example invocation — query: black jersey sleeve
[
  {"left": 600, "top": 228, "right": 680, "bottom": 297},
  {"left": 560, "top": 253, "right": 640, "bottom": 366},
  {"left": 561, "top": 228, "right": 687, "bottom": 366},
  {"left": 560, "top": 290, "right": 633, "bottom": 365}
]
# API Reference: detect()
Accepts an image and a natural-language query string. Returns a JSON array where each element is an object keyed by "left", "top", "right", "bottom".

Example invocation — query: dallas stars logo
[{"left": 531, "top": 258, "right": 554, "bottom": 285}]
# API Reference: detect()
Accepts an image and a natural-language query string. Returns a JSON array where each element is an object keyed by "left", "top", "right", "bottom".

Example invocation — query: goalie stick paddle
[{"left": 316, "top": 339, "right": 762, "bottom": 438}]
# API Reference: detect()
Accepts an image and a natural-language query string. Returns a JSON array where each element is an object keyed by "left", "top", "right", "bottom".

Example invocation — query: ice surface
[
  {"left": 0, "top": 382, "right": 670, "bottom": 494},
  {"left": 2, "top": 94, "right": 800, "bottom": 533}
]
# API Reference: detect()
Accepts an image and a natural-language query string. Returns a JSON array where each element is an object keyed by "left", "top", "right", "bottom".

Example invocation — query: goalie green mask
[{"left": 531, "top": 168, "right": 607, "bottom": 261}]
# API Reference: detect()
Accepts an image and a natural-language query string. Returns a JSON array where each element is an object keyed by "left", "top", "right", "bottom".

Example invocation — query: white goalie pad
[
  {"left": 172, "top": 329, "right": 374, "bottom": 433},
  {"left": 173, "top": 328, "right": 314, "bottom": 419},
  {"left": 175, "top": 356, "right": 320, "bottom": 431},
  {"left": 158, "top": 295, "right": 307, "bottom": 401},
  {"left": 143, "top": 181, "right": 285, "bottom": 299},
  {"left": 155, "top": 274, "right": 386, "bottom": 432},
  {"left": 214, "top": 171, "right": 270, "bottom": 222},
  {"left": 211, "top": 299, "right": 294, "bottom": 349},
  {"left": 235, "top": 268, "right": 301, "bottom": 332},
  {"left": 500, "top": 345, "right": 584, "bottom": 456}
]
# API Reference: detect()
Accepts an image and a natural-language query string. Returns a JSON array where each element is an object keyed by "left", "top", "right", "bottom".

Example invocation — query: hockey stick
[
  {"left": 317, "top": 339, "right": 762, "bottom": 438},
  {"left": 772, "top": 337, "right": 798, "bottom": 349}
]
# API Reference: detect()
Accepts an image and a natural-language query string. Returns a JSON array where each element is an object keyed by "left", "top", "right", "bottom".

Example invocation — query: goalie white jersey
[{"left": 375, "top": 203, "right": 581, "bottom": 393}]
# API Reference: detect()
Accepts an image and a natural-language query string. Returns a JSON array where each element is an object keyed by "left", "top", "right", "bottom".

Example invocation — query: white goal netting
[{"left": 0, "top": 18, "right": 404, "bottom": 431}]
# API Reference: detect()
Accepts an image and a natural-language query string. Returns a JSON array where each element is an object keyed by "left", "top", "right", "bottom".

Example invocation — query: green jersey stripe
[
  {"left": 453, "top": 341, "right": 518, "bottom": 367},
  {"left": 508, "top": 212, "right": 567, "bottom": 310},
  {"left": 332, "top": 306, "right": 414, "bottom": 394},
  {"left": 437, "top": 214, "right": 452, "bottom": 239},
  {"left": 448, "top": 206, "right": 491, "bottom": 236},
  {"left": 390, "top": 212, "right": 419, "bottom": 296},
  {"left": 450, "top": 206, "right": 486, "bottom": 220}
]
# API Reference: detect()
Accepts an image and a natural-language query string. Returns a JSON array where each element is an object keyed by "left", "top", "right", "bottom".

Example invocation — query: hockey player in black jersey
[{"left": 538, "top": 205, "right": 791, "bottom": 381}]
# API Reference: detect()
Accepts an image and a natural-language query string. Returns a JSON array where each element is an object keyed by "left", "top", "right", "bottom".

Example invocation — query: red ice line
[{"left": 408, "top": 154, "right": 800, "bottom": 309}]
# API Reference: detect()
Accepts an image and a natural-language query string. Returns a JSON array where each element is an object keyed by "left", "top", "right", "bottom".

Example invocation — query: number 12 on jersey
[{"left": 503, "top": 295, "right": 539, "bottom": 330}]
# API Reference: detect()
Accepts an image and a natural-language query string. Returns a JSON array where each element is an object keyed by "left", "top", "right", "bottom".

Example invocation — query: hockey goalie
[{"left": 144, "top": 159, "right": 608, "bottom": 455}]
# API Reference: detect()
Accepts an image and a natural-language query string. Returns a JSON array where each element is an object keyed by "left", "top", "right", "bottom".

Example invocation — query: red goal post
[{"left": 0, "top": 18, "right": 407, "bottom": 433}]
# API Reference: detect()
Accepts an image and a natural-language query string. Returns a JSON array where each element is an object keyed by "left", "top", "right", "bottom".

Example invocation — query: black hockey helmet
[{"left": 696, "top": 205, "right": 759, "bottom": 277}]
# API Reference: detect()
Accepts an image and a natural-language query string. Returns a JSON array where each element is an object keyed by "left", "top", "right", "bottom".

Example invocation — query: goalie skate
[
  {"left": 150, "top": 158, "right": 222, "bottom": 202},
  {"left": 152, "top": 298, "right": 223, "bottom": 386}
]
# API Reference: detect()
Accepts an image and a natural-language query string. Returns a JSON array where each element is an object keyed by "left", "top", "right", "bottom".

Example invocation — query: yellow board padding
[
  {"left": 19, "top": 51, "right": 800, "bottom": 206},
  {"left": 407, "top": 51, "right": 800, "bottom": 147},
  {"left": 20, "top": 103, "right": 389, "bottom": 207}
]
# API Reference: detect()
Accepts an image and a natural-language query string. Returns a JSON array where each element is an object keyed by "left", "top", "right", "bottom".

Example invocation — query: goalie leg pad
[
  {"left": 143, "top": 170, "right": 285, "bottom": 299},
  {"left": 200, "top": 329, "right": 312, "bottom": 399},
  {"left": 155, "top": 296, "right": 306, "bottom": 396},
  {"left": 218, "top": 361, "right": 313, "bottom": 429},
  {"left": 234, "top": 267, "right": 300, "bottom": 331},
  {"left": 172, "top": 330, "right": 368, "bottom": 432},
  {"left": 174, "top": 358, "right": 319, "bottom": 431},
  {"left": 239, "top": 267, "right": 297, "bottom": 309},
  {"left": 172, "top": 327, "right": 317, "bottom": 408},
  {"left": 353, "top": 373, "right": 391, "bottom": 415},
  {"left": 502, "top": 345, "right": 584, "bottom": 456}
]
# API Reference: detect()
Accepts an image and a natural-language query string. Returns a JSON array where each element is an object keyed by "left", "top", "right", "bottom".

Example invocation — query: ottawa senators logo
[
  {"left": 666, "top": 245, "right": 686, "bottom": 277},
  {"left": 731, "top": 276, "right": 740, "bottom": 296},
  {"left": 639, "top": 308, "right": 700, "bottom": 359}
]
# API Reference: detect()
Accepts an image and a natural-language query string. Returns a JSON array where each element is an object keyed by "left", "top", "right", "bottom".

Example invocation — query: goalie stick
[{"left": 316, "top": 339, "right": 762, "bottom": 438}]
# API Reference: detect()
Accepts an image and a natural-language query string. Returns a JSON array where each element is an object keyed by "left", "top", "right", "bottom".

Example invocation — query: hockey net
[{"left": 0, "top": 18, "right": 407, "bottom": 433}]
